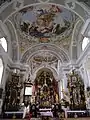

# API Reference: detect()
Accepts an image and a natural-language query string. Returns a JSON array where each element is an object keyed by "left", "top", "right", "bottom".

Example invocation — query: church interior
[{"left": 0, "top": 0, "right": 90, "bottom": 119}]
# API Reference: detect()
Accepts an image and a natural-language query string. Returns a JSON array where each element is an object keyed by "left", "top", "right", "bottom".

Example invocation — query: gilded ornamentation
[
  {"left": 4, "top": 73, "right": 23, "bottom": 111},
  {"left": 35, "top": 69, "right": 59, "bottom": 107},
  {"left": 67, "top": 69, "right": 86, "bottom": 110}
]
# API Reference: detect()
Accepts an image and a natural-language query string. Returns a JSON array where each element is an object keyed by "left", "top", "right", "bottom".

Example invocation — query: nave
[{"left": 0, "top": 0, "right": 90, "bottom": 120}]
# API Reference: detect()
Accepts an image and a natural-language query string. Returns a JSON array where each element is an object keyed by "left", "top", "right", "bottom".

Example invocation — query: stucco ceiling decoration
[
  {"left": 28, "top": 51, "right": 58, "bottom": 74},
  {"left": 2, "top": 1, "right": 85, "bottom": 62},
  {"left": 77, "top": 0, "right": 90, "bottom": 8},
  {"left": 14, "top": 4, "right": 78, "bottom": 42},
  {"left": 20, "top": 44, "right": 70, "bottom": 63},
  {"left": 0, "top": 0, "right": 89, "bottom": 23},
  {"left": 32, "top": 52, "right": 57, "bottom": 63}
]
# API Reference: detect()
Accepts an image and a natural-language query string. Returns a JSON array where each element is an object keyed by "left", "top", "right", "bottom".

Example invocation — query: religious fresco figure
[{"left": 15, "top": 4, "right": 76, "bottom": 39}]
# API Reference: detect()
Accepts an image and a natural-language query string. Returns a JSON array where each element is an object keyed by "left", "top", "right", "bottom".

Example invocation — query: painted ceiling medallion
[{"left": 15, "top": 4, "right": 77, "bottom": 40}]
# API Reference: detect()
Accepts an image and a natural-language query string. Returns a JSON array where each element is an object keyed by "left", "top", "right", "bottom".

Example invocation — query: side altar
[
  {"left": 66, "top": 69, "right": 86, "bottom": 110},
  {"left": 4, "top": 73, "right": 23, "bottom": 111}
]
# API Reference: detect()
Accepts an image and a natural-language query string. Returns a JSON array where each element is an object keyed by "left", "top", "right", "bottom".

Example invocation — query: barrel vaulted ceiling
[
  {"left": 9, "top": 4, "right": 80, "bottom": 59},
  {"left": 0, "top": 0, "right": 90, "bottom": 65}
]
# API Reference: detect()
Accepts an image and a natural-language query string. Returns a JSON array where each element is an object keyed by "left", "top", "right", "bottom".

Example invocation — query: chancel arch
[
  {"left": 20, "top": 43, "right": 70, "bottom": 63},
  {"left": 31, "top": 66, "right": 59, "bottom": 82}
]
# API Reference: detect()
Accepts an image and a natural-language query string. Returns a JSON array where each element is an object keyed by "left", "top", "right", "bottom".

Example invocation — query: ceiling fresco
[
  {"left": 9, "top": 4, "right": 83, "bottom": 56},
  {"left": 28, "top": 51, "right": 58, "bottom": 74},
  {"left": 14, "top": 4, "right": 78, "bottom": 40},
  {"left": 20, "top": 5, "right": 73, "bottom": 38},
  {"left": 32, "top": 52, "right": 57, "bottom": 63}
]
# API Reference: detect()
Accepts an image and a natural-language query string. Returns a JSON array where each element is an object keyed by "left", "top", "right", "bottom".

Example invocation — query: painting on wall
[
  {"left": 12, "top": 4, "right": 81, "bottom": 54},
  {"left": 15, "top": 4, "right": 77, "bottom": 39}
]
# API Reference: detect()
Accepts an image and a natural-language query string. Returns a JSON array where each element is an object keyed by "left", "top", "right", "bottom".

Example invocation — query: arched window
[
  {"left": 0, "top": 37, "right": 7, "bottom": 52},
  {"left": 0, "top": 58, "right": 3, "bottom": 84},
  {"left": 82, "top": 37, "right": 89, "bottom": 51}
]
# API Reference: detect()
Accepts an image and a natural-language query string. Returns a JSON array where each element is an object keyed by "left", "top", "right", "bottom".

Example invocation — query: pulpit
[{"left": 23, "top": 81, "right": 33, "bottom": 103}]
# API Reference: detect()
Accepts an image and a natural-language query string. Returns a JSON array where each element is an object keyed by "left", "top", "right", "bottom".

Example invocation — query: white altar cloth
[
  {"left": 40, "top": 111, "right": 53, "bottom": 117},
  {"left": 67, "top": 110, "right": 86, "bottom": 113},
  {"left": 39, "top": 108, "right": 51, "bottom": 111}
]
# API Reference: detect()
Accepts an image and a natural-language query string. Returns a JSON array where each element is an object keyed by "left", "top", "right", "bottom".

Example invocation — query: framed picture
[
  {"left": 25, "top": 86, "right": 32, "bottom": 95},
  {"left": 23, "top": 82, "right": 33, "bottom": 102}
]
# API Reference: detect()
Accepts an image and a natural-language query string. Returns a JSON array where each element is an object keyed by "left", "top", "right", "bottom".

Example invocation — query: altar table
[
  {"left": 40, "top": 111, "right": 53, "bottom": 117},
  {"left": 39, "top": 108, "right": 53, "bottom": 117}
]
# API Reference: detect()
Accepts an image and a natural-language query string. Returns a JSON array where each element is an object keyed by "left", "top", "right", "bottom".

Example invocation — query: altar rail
[
  {"left": 3, "top": 111, "right": 23, "bottom": 119},
  {"left": 2, "top": 110, "right": 90, "bottom": 119},
  {"left": 67, "top": 110, "right": 89, "bottom": 118}
]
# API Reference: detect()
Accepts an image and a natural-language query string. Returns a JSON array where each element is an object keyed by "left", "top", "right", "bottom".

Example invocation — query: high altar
[{"left": 34, "top": 70, "right": 59, "bottom": 108}]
